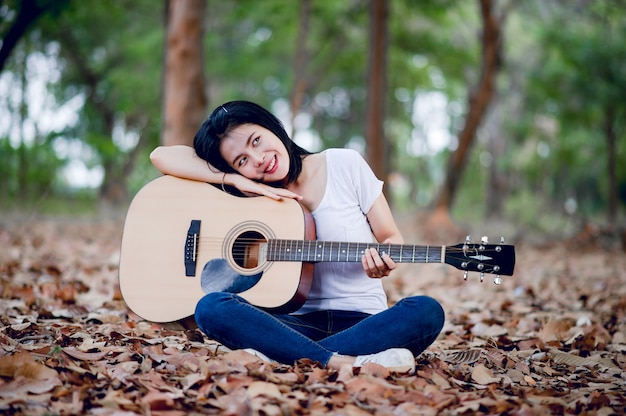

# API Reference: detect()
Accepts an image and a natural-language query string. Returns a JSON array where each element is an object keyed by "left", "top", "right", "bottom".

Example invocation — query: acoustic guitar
[{"left": 118, "top": 175, "right": 516, "bottom": 323}]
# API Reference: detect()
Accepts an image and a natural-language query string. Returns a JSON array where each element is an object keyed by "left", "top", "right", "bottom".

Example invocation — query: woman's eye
[
  {"left": 252, "top": 137, "right": 260, "bottom": 146},
  {"left": 238, "top": 157, "right": 247, "bottom": 167}
]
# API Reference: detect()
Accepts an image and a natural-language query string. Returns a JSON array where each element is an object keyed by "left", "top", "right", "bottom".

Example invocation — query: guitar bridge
[{"left": 184, "top": 220, "right": 201, "bottom": 276}]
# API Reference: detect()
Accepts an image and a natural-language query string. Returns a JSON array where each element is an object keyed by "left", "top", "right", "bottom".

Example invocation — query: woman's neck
[{"left": 287, "top": 153, "right": 327, "bottom": 212}]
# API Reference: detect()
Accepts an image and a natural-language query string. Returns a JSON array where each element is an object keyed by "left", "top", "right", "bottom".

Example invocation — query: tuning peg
[
  {"left": 463, "top": 271, "right": 468, "bottom": 281},
  {"left": 496, "top": 237, "right": 505, "bottom": 252},
  {"left": 493, "top": 275, "right": 502, "bottom": 285},
  {"left": 481, "top": 236, "right": 488, "bottom": 244},
  {"left": 480, "top": 272, "right": 484, "bottom": 282},
  {"left": 463, "top": 236, "right": 471, "bottom": 253}
]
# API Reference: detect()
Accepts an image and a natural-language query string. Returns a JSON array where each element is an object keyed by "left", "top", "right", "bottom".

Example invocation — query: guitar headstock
[{"left": 445, "top": 236, "right": 516, "bottom": 284}]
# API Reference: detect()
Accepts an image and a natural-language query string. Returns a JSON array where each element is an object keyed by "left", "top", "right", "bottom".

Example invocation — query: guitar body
[{"left": 119, "top": 175, "right": 315, "bottom": 323}]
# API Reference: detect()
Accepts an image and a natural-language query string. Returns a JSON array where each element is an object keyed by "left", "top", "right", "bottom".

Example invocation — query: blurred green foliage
[{"left": 0, "top": 0, "right": 623, "bottom": 231}]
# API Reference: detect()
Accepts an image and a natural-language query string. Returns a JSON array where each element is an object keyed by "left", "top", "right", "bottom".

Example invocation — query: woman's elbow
[{"left": 150, "top": 146, "right": 173, "bottom": 174}]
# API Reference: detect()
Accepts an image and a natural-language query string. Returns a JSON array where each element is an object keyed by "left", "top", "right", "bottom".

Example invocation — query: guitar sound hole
[{"left": 232, "top": 231, "right": 267, "bottom": 269}]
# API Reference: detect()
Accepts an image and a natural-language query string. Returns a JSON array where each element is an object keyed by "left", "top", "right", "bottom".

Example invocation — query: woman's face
[{"left": 219, "top": 123, "right": 290, "bottom": 183}]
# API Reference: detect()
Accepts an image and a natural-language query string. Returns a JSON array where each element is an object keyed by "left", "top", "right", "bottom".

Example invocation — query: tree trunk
[
  {"left": 162, "top": 0, "right": 207, "bottom": 147},
  {"left": 605, "top": 105, "right": 618, "bottom": 227},
  {"left": 485, "top": 96, "right": 507, "bottom": 218},
  {"left": 366, "top": 0, "right": 389, "bottom": 184},
  {"left": 288, "top": 0, "right": 312, "bottom": 138},
  {"left": 431, "top": 0, "right": 502, "bottom": 221}
]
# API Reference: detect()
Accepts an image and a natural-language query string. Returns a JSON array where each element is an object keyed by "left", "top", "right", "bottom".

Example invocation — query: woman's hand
[
  {"left": 362, "top": 239, "right": 397, "bottom": 279},
  {"left": 227, "top": 174, "right": 303, "bottom": 201}
]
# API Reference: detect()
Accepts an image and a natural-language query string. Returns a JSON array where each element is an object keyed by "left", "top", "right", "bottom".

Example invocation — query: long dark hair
[{"left": 193, "top": 101, "right": 311, "bottom": 186}]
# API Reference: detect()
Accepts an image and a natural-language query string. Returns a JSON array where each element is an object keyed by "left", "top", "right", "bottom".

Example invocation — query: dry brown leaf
[
  {"left": 506, "top": 368, "right": 525, "bottom": 383},
  {"left": 445, "top": 348, "right": 482, "bottom": 365},
  {"left": 246, "top": 380, "right": 282, "bottom": 399},
  {"left": 523, "top": 375, "right": 536, "bottom": 385},
  {"left": 61, "top": 346, "right": 108, "bottom": 361},
  {"left": 335, "top": 362, "right": 355, "bottom": 383},
  {"left": 358, "top": 362, "right": 390, "bottom": 378},
  {"left": 430, "top": 369, "right": 452, "bottom": 389},
  {"left": 484, "top": 347, "right": 509, "bottom": 368},
  {"left": 344, "top": 375, "right": 403, "bottom": 397},
  {"left": 549, "top": 350, "right": 601, "bottom": 367},
  {"left": 0, "top": 376, "right": 61, "bottom": 397},
  {"left": 538, "top": 320, "right": 573, "bottom": 342},
  {"left": 471, "top": 322, "right": 508, "bottom": 338},
  {"left": 471, "top": 363, "right": 501, "bottom": 385},
  {"left": 0, "top": 351, "right": 58, "bottom": 380}
]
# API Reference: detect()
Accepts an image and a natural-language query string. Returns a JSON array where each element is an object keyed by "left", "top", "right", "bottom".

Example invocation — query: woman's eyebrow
[
  {"left": 245, "top": 131, "right": 256, "bottom": 147},
  {"left": 230, "top": 131, "right": 257, "bottom": 166}
]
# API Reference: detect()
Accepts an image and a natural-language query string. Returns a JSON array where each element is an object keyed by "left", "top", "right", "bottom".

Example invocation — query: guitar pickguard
[{"left": 200, "top": 258, "right": 263, "bottom": 294}]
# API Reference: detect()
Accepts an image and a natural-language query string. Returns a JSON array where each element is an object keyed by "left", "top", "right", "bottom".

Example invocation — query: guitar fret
[{"left": 281, "top": 239, "right": 285, "bottom": 261}]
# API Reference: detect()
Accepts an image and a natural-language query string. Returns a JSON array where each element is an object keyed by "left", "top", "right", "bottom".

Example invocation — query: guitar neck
[{"left": 265, "top": 240, "right": 445, "bottom": 264}]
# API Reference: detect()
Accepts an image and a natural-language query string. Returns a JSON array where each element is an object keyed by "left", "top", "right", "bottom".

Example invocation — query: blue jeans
[{"left": 195, "top": 292, "right": 445, "bottom": 366}]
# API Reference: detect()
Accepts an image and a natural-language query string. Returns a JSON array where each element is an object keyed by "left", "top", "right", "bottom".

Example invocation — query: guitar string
[
  {"left": 192, "top": 236, "right": 489, "bottom": 248},
  {"left": 188, "top": 238, "right": 488, "bottom": 261},
  {"left": 190, "top": 238, "right": 488, "bottom": 252},
  {"left": 190, "top": 237, "right": 486, "bottom": 253}
]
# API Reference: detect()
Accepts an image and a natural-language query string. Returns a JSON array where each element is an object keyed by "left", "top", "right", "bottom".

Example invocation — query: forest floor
[{"left": 0, "top": 213, "right": 625, "bottom": 415}]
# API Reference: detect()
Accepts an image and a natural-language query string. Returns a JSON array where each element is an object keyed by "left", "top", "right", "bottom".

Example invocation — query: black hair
[{"left": 193, "top": 100, "right": 311, "bottom": 186}]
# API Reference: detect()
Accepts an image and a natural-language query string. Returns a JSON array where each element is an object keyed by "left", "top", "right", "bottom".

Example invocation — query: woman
[{"left": 150, "top": 101, "right": 444, "bottom": 373}]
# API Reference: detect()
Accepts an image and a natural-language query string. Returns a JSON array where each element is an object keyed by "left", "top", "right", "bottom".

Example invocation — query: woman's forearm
[
  {"left": 150, "top": 145, "right": 303, "bottom": 201},
  {"left": 150, "top": 145, "right": 223, "bottom": 183}
]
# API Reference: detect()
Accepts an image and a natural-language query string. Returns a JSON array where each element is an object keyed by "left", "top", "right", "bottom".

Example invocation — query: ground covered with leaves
[{"left": 0, "top": 216, "right": 625, "bottom": 415}]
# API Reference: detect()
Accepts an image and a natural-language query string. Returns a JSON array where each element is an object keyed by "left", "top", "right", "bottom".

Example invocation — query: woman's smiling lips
[{"left": 264, "top": 155, "right": 277, "bottom": 174}]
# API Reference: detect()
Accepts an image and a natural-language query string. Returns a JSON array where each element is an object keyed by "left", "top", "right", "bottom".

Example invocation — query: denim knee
[
  {"left": 402, "top": 295, "right": 445, "bottom": 334},
  {"left": 194, "top": 292, "right": 239, "bottom": 334}
]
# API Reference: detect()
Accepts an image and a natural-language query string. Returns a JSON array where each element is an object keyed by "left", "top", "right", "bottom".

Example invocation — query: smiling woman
[{"left": 149, "top": 100, "right": 445, "bottom": 374}]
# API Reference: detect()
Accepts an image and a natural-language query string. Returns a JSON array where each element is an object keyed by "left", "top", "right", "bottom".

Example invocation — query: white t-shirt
[{"left": 296, "top": 148, "right": 388, "bottom": 315}]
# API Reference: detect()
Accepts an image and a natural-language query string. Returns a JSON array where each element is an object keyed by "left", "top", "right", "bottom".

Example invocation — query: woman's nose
[{"left": 252, "top": 152, "right": 264, "bottom": 166}]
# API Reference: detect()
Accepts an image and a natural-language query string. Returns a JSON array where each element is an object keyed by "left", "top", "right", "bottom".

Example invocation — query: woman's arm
[
  {"left": 150, "top": 145, "right": 220, "bottom": 182},
  {"left": 150, "top": 145, "right": 302, "bottom": 201},
  {"left": 366, "top": 194, "right": 404, "bottom": 244},
  {"left": 361, "top": 193, "right": 404, "bottom": 278}
]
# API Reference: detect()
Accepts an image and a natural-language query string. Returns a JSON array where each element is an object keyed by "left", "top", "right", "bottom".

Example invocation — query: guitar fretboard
[{"left": 265, "top": 240, "right": 445, "bottom": 264}]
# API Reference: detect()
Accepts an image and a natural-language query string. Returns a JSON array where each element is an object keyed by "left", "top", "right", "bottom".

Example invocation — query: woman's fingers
[
  {"left": 229, "top": 175, "right": 302, "bottom": 200},
  {"left": 362, "top": 247, "right": 396, "bottom": 278}
]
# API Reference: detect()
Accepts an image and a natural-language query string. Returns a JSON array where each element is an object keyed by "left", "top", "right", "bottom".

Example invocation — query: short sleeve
[{"left": 349, "top": 150, "right": 384, "bottom": 214}]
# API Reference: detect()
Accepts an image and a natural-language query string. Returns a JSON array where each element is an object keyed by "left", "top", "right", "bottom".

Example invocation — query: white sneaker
[{"left": 353, "top": 348, "right": 415, "bottom": 374}]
